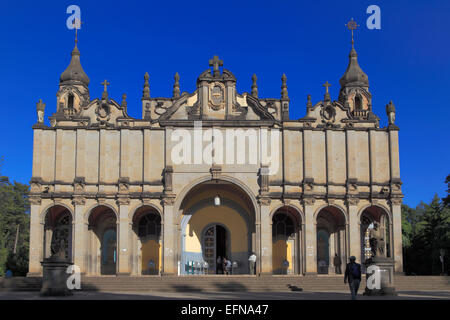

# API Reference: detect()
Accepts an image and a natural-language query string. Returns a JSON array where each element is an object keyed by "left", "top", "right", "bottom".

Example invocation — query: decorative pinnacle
[
  {"left": 122, "top": 93, "right": 127, "bottom": 109},
  {"left": 142, "top": 72, "right": 150, "bottom": 99},
  {"left": 346, "top": 18, "right": 360, "bottom": 48},
  {"left": 173, "top": 72, "right": 180, "bottom": 98},
  {"left": 323, "top": 81, "right": 331, "bottom": 101},
  {"left": 251, "top": 74, "right": 258, "bottom": 98},
  {"left": 281, "top": 74, "right": 289, "bottom": 100},
  {"left": 307, "top": 95, "right": 312, "bottom": 109}
]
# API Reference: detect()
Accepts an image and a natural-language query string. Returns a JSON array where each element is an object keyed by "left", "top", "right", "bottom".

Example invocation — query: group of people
[
  {"left": 215, "top": 252, "right": 258, "bottom": 275},
  {"left": 216, "top": 256, "right": 232, "bottom": 274}
]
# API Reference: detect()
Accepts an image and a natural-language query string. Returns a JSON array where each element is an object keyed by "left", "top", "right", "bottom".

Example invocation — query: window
[
  {"left": 272, "top": 212, "right": 295, "bottom": 240},
  {"left": 138, "top": 213, "right": 161, "bottom": 238},
  {"left": 68, "top": 93, "right": 74, "bottom": 109},
  {"left": 355, "top": 95, "right": 362, "bottom": 110}
]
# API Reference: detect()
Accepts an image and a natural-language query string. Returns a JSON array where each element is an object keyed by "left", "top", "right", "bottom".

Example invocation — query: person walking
[
  {"left": 248, "top": 252, "right": 257, "bottom": 275},
  {"left": 333, "top": 254, "right": 342, "bottom": 274},
  {"left": 344, "top": 256, "right": 362, "bottom": 300}
]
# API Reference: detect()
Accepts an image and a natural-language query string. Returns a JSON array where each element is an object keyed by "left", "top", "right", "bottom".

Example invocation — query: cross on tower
[
  {"left": 101, "top": 80, "right": 110, "bottom": 92},
  {"left": 345, "top": 18, "right": 360, "bottom": 46},
  {"left": 209, "top": 55, "right": 223, "bottom": 76},
  {"left": 72, "top": 18, "right": 83, "bottom": 43},
  {"left": 323, "top": 81, "right": 331, "bottom": 93}
]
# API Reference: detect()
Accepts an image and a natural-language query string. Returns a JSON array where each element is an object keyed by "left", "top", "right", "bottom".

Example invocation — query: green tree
[
  {"left": 443, "top": 174, "right": 450, "bottom": 208},
  {"left": 0, "top": 160, "right": 30, "bottom": 276}
]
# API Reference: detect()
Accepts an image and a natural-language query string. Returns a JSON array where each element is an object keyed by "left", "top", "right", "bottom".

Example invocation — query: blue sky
[{"left": 0, "top": 0, "right": 449, "bottom": 207}]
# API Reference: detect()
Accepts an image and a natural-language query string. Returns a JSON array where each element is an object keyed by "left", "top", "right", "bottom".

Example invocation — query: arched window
[
  {"left": 272, "top": 213, "right": 295, "bottom": 240},
  {"left": 138, "top": 212, "right": 161, "bottom": 238},
  {"left": 355, "top": 95, "right": 362, "bottom": 110},
  {"left": 68, "top": 93, "right": 74, "bottom": 110}
]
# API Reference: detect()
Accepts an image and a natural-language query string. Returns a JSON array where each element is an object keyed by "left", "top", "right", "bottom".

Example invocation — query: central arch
[{"left": 177, "top": 177, "right": 257, "bottom": 275}]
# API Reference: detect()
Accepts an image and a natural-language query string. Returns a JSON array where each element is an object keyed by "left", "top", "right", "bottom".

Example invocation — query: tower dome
[{"left": 60, "top": 41, "right": 90, "bottom": 86}]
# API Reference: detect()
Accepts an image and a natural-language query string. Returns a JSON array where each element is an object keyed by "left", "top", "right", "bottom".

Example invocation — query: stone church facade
[{"left": 28, "top": 37, "right": 403, "bottom": 277}]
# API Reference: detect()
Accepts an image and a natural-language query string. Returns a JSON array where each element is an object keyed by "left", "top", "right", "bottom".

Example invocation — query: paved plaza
[{"left": 0, "top": 290, "right": 448, "bottom": 300}]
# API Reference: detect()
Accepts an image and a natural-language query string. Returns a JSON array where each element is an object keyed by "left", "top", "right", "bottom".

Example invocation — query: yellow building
[{"left": 28, "top": 37, "right": 403, "bottom": 277}]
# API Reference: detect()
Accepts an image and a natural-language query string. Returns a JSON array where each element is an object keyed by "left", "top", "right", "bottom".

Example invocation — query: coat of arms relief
[{"left": 208, "top": 82, "right": 225, "bottom": 111}]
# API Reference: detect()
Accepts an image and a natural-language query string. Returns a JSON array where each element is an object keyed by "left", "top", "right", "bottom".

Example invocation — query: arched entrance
[
  {"left": 179, "top": 180, "right": 256, "bottom": 275},
  {"left": 43, "top": 205, "right": 73, "bottom": 260},
  {"left": 316, "top": 206, "right": 347, "bottom": 275},
  {"left": 87, "top": 205, "right": 117, "bottom": 275},
  {"left": 271, "top": 206, "right": 303, "bottom": 274},
  {"left": 131, "top": 206, "right": 162, "bottom": 275},
  {"left": 360, "top": 206, "right": 392, "bottom": 270}
]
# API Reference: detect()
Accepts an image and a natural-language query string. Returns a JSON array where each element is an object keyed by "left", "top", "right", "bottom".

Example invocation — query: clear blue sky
[{"left": 0, "top": 0, "right": 449, "bottom": 208}]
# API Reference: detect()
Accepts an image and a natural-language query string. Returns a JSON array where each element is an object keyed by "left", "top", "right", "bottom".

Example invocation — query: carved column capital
[
  {"left": 345, "top": 197, "right": 360, "bottom": 206},
  {"left": 72, "top": 196, "right": 86, "bottom": 206},
  {"left": 116, "top": 196, "right": 130, "bottom": 206},
  {"left": 389, "top": 197, "right": 403, "bottom": 206},
  {"left": 161, "top": 193, "right": 176, "bottom": 206},
  {"left": 301, "top": 197, "right": 315, "bottom": 206},
  {"left": 29, "top": 196, "right": 42, "bottom": 205},
  {"left": 257, "top": 196, "right": 271, "bottom": 206}
]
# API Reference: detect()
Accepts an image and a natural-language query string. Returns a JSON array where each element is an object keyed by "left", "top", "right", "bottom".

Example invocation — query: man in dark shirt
[{"left": 344, "top": 256, "right": 362, "bottom": 300}]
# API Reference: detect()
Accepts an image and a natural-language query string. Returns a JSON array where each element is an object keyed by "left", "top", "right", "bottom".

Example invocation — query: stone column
[
  {"left": 303, "top": 198, "right": 317, "bottom": 274},
  {"left": 72, "top": 197, "right": 86, "bottom": 273},
  {"left": 391, "top": 198, "right": 403, "bottom": 273},
  {"left": 28, "top": 197, "right": 43, "bottom": 276},
  {"left": 259, "top": 198, "right": 272, "bottom": 274},
  {"left": 347, "top": 198, "right": 361, "bottom": 262},
  {"left": 117, "top": 198, "right": 131, "bottom": 275},
  {"left": 162, "top": 196, "right": 176, "bottom": 275}
]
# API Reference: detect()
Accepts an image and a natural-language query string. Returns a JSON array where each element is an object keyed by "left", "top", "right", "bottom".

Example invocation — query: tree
[
  {"left": 443, "top": 174, "right": 450, "bottom": 208},
  {"left": 0, "top": 159, "right": 30, "bottom": 276}
]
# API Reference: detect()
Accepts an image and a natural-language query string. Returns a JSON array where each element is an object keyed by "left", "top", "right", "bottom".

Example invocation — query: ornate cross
[
  {"left": 101, "top": 80, "right": 110, "bottom": 92},
  {"left": 72, "top": 18, "right": 83, "bottom": 43},
  {"left": 345, "top": 18, "right": 359, "bottom": 46},
  {"left": 209, "top": 56, "right": 223, "bottom": 76},
  {"left": 323, "top": 81, "right": 331, "bottom": 93}
]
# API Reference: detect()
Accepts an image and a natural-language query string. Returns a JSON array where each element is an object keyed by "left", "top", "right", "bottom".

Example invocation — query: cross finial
[
  {"left": 323, "top": 81, "right": 331, "bottom": 93},
  {"left": 209, "top": 55, "right": 223, "bottom": 76},
  {"left": 101, "top": 80, "right": 110, "bottom": 92},
  {"left": 323, "top": 81, "right": 332, "bottom": 102},
  {"left": 72, "top": 18, "right": 83, "bottom": 44},
  {"left": 345, "top": 18, "right": 359, "bottom": 47}
]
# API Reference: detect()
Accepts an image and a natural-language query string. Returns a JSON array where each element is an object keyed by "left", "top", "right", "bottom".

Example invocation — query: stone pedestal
[
  {"left": 40, "top": 257, "right": 73, "bottom": 296},
  {"left": 363, "top": 257, "right": 397, "bottom": 296}
]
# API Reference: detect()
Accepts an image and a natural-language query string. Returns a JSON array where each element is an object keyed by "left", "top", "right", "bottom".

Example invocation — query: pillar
[
  {"left": 117, "top": 198, "right": 130, "bottom": 275},
  {"left": 72, "top": 198, "right": 86, "bottom": 273},
  {"left": 259, "top": 199, "right": 272, "bottom": 274},
  {"left": 304, "top": 198, "right": 316, "bottom": 274},
  {"left": 28, "top": 198, "right": 43, "bottom": 276},
  {"left": 391, "top": 199, "right": 403, "bottom": 273},
  {"left": 347, "top": 198, "right": 361, "bottom": 262},
  {"left": 162, "top": 198, "right": 176, "bottom": 275}
]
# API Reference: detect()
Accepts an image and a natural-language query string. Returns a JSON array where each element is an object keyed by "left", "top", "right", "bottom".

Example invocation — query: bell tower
[
  {"left": 56, "top": 25, "right": 90, "bottom": 117},
  {"left": 338, "top": 19, "right": 374, "bottom": 121}
]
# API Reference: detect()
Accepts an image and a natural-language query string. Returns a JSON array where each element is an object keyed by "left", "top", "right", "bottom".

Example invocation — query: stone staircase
[{"left": 0, "top": 275, "right": 448, "bottom": 293}]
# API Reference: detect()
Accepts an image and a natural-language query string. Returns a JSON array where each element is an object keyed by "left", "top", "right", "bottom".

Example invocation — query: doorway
[{"left": 203, "top": 224, "right": 228, "bottom": 274}]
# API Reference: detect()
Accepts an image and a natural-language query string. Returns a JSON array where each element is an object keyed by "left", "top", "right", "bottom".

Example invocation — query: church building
[{"left": 28, "top": 30, "right": 404, "bottom": 277}]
